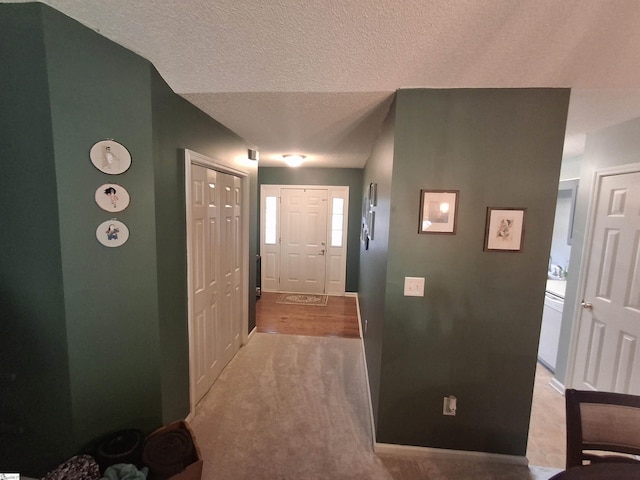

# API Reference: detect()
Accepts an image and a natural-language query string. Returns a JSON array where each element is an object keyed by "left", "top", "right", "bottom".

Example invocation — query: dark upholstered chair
[{"left": 565, "top": 388, "right": 640, "bottom": 469}]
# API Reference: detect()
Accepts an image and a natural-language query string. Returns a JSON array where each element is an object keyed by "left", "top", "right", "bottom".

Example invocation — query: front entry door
[
  {"left": 279, "top": 188, "right": 328, "bottom": 293},
  {"left": 572, "top": 170, "right": 640, "bottom": 394}
]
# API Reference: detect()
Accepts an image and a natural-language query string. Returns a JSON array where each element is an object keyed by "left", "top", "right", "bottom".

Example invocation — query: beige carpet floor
[{"left": 189, "top": 333, "right": 561, "bottom": 479}]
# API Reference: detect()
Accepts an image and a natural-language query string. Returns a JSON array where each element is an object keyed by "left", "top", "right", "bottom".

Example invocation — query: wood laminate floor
[{"left": 256, "top": 292, "right": 360, "bottom": 339}]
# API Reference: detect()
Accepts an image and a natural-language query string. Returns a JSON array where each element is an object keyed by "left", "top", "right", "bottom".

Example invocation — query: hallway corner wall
[
  {"left": 358, "top": 98, "right": 396, "bottom": 427},
  {"left": 0, "top": 4, "right": 257, "bottom": 475},
  {"left": 359, "top": 88, "right": 570, "bottom": 456},
  {"left": 0, "top": 4, "right": 75, "bottom": 471},
  {"left": 42, "top": 5, "right": 164, "bottom": 451},
  {"left": 150, "top": 69, "right": 257, "bottom": 421}
]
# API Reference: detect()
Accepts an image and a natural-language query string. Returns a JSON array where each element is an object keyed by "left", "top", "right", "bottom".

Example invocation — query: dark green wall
[
  {"left": 360, "top": 88, "right": 570, "bottom": 456},
  {"left": 42, "top": 5, "right": 163, "bottom": 449},
  {"left": 358, "top": 100, "right": 396, "bottom": 425},
  {"left": 150, "top": 70, "right": 258, "bottom": 419},
  {"left": 555, "top": 116, "right": 640, "bottom": 386},
  {"left": 258, "top": 167, "right": 363, "bottom": 292},
  {"left": 1, "top": 4, "right": 256, "bottom": 475},
  {"left": 0, "top": 4, "right": 75, "bottom": 471}
]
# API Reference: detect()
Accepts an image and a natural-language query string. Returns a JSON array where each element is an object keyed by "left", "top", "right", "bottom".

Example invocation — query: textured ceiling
[{"left": 8, "top": 0, "right": 640, "bottom": 166}]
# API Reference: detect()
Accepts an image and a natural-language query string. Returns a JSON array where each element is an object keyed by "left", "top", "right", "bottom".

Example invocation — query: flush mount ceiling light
[{"left": 282, "top": 154, "right": 305, "bottom": 167}]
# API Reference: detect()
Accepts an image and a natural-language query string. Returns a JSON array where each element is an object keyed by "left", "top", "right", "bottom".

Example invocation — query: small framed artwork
[
  {"left": 367, "top": 210, "right": 375, "bottom": 240},
  {"left": 95, "top": 183, "right": 130, "bottom": 212},
  {"left": 419, "top": 190, "right": 459, "bottom": 234},
  {"left": 369, "top": 183, "right": 377, "bottom": 207},
  {"left": 362, "top": 194, "right": 369, "bottom": 224},
  {"left": 90, "top": 139, "right": 132, "bottom": 175},
  {"left": 484, "top": 207, "right": 526, "bottom": 252},
  {"left": 96, "top": 219, "right": 130, "bottom": 247},
  {"left": 361, "top": 194, "right": 369, "bottom": 244}
]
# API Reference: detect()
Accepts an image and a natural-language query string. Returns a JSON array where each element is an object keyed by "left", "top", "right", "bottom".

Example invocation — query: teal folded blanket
[{"left": 101, "top": 463, "right": 148, "bottom": 480}]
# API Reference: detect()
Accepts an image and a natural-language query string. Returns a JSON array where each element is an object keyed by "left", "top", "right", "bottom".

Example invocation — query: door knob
[
  {"left": 581, "top": 301, "right": 593, "bottom": 310},
  {"left": 319, "top": 249, "right": 325, "bottom": 256}
]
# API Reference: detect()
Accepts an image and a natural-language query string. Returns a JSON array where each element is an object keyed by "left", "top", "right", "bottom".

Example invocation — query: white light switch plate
[{"left": 404, "top": 277, "right": 425, "bottom": 296}]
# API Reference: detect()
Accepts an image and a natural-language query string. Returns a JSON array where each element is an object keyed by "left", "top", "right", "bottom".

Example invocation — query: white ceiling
[{"left": 8, "top": 0, "right": 640, "bottom": 167}]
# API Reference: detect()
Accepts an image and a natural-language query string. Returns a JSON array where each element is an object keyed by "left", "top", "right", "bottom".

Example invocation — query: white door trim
[
  {"left": 565, "top": 162, "right": 640, "bottom": 390},
  {"left": 260, "top": 184, "right": 349, "bottom": 295},
  {"left": 184, "top": 149, "right": 250, "bottom": 416}
]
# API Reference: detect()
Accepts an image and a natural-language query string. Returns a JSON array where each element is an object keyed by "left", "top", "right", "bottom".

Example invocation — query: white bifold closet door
[{"left": 190, "top": 164, "right": 242, "bottom": 404}]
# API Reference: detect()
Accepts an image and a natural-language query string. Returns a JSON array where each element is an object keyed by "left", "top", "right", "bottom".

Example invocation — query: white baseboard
[
  {"left": 345, "top": 291, "right": 357, "bottom": 297},
  {"left": 354, "top": 294, "right": 528, "bottom": 466},
  {"left": 354, "top": 293, "right": 363, "bottom": 340},
  {"left": 247, "top": 326, "right": 257, "bottom": 341},
  {"left": 355, "top": 294, "right": 378, "bottom": 450},
  {"left": 549, "top": 377, "right": 565, "bottom": 395},
  {"left": 375, "top": 443, "right": 528, "bottom": 466}
]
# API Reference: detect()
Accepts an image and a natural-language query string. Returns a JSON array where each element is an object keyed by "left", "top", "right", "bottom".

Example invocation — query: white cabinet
[{"left": 538, "top": 291, "right": 563, "bottom": 372}]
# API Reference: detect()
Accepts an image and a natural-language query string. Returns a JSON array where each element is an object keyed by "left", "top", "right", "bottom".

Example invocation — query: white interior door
[
  {"left": 280, "top": 188, "right": 328, "bottom": 293},
  {"left": 190, "top": 163, "right": 243, "bottom": 405},
  {"left": 571, "top": 170, "right": 640, "bottom": 394}
]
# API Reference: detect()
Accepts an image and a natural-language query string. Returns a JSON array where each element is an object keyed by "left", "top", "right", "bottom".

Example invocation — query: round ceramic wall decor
[
  {"left": 90, "top": 139, "right": 131, "bottom": 175},
  {"left": 96, "top": 219, "right": 129, "bottom": 247},
  {"left": 95, "top": 183, "right": 130, "bottom": 212}
]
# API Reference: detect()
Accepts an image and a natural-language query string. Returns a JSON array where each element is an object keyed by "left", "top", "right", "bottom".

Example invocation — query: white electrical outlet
[
  {"left": 443, "top": 395, "right": 457, "bottom": 416},
  {"left": 404, "top": 277, "right": 425, "bottom": 296}
]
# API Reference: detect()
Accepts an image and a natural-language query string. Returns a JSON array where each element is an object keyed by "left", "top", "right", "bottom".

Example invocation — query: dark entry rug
[{"left": 276, "top": 293, "right": 328, "bottom": 306}]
